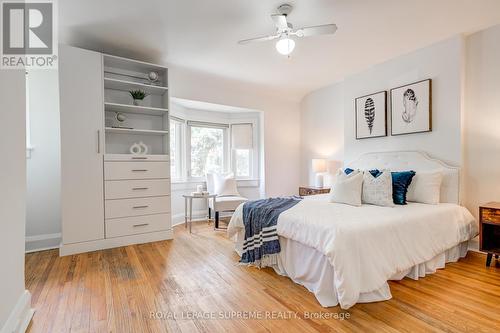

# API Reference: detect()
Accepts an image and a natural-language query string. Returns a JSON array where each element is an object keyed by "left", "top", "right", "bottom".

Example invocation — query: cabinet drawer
[
  {"left": 106, "top": 213, "right": 171, "bottom": 238},
  {"left": 104, "top": 161, "right": 169, "bottom": 180},
  {"left": 105, "top": 179, "right": 170, "bottom": 199},
  {"left": 105, "top": 196, "right": 171, "bottom": 219}
]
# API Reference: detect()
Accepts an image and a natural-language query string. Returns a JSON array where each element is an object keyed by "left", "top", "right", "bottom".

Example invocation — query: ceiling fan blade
[
  {"left": 238, "top": 34, "right": 280, "bottom": 45},
  {"left": 271, "top": 14, "right": 288, "bottom": 31},
  {"left": 295, "top": 24, "right": 338, "bottom": 37}
]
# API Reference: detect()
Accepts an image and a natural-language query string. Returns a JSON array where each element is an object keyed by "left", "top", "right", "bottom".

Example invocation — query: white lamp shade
[{"left": 312, "top": 159, "right": 327, "bottom": 173}]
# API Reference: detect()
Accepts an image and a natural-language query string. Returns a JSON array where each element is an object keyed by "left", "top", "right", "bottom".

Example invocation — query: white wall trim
[
  {"left": 0, "top": 290, "right": 34, "bottom": 333},
  {"left": 59, "top": 230, "right": 173, "bottom": 256},
  {"left": 25, "top": 233, "right": 61, "bottom": 253},
  {"left": 172, "top": 209, "right": 208, "bottom": 226}
]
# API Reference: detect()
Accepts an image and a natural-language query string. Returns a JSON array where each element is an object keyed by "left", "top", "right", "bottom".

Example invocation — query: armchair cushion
[{"left": 209, "top": 196, "right": 248, "bottom": 212}]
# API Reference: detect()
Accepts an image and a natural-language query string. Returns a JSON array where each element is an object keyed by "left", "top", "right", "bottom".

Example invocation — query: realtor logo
[{"left": 1, "top": 0, "right": 57, "bottom": 69}]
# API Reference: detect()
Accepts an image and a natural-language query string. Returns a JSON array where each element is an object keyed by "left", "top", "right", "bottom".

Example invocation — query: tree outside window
[{"left": 190, "top": 126, "right": 224, "bottom": 177}]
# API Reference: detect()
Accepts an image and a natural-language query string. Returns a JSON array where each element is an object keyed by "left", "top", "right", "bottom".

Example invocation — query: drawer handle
[
  {"left": 132, "top": 169, "right": 148, "bottom": 172},
  {"left": 132, "top": 205, "right": 149, "bottom": 209},
  {"left": 133, "top": 223, "right": 149, "bottom": 227},
  {"left": 132, "top": 187, "right": 149, "bottom": 190},
  {"left": 131, "top": 157, "right": 148, "bottom": 160}
]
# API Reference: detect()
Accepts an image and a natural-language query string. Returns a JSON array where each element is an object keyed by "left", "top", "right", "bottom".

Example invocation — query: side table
[{"left": 182, "top": 194, "right": 217, "bottom": 233}]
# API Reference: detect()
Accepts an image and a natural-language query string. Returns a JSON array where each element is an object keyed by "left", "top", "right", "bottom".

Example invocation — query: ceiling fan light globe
[{"left": 275, "top": 38, "right": 295, "bottom": 55}]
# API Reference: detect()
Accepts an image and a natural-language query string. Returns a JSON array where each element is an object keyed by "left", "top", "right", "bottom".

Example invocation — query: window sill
[{"left": 171, "top": 179, "right": 260, "bottom": 192}]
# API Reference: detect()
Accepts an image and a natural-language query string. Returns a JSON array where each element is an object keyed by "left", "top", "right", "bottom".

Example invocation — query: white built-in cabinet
[{"left": 59, "top": 45, "right": 172, "bottom": 256}]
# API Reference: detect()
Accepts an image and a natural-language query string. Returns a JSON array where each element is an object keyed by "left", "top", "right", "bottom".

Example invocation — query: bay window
[{"left": 169, "top": 116, "right": 258, "bottom": 182}]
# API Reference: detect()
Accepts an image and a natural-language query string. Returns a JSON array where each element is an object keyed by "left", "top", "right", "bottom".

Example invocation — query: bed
[{"left": 227, "top": 151, "right": 477, "bottom": 309}]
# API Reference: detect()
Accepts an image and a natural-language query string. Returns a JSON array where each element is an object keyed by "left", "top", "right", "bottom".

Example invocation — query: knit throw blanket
[{"left": 240, "top": 196, "right": 302, "bottom": 267}]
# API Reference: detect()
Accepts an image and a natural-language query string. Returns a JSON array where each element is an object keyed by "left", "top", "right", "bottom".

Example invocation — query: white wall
[
  {"left": 463, "top": 24, "right": 500, "bottom": 220},
  {"left": 0, "top": 71, "right": 33, "bottom": 332},
  {"left": 300, "top": 82, "right": 344, "bottom": 185},
  {"left": 26, "top": 70, "right": 61, "bottom": 251},
  {"left": 300, "top": 36, "right": 465, "bottom": 183},
  {"left": 343, "top": 36, "right": 464, "bottom": 165}
]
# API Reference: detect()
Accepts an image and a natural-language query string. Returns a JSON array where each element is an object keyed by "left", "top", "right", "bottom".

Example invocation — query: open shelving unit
[
  {"left": 58, "top": 45, "right": 173, "bottom": 256},
  {"left": 104, "top": 77, "right": 168, "bottom": 95},
  {"left": 102, "top": 54, "right": 169, "bottom": 156},
  {"left": 104, "top": 102, "right": 168, "bottom": 116},
  {"left": 105, "top": 127, "right": 169, "bottom": 136}
]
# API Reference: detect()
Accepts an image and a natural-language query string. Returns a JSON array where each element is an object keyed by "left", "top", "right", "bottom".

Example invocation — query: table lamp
[{"left": 312, "top": 159, "right": 327, "bottom": 188}]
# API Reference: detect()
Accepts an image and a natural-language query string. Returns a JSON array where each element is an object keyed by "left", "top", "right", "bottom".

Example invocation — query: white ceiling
[{"left": 59, "top": 0, "right": 500, "bottom": 100}]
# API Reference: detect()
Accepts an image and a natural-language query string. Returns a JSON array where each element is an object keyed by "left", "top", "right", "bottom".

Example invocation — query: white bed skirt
[{"left": 235, "top": 236, "right": 470, "bottom": 307}]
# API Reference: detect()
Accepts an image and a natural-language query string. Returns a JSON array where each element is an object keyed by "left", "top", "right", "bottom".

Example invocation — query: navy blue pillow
[
  {"left": 344, "top": 168, "right": 354, "bottom": 174},
  {"left": 391, "top": 171, "right": 416, "bottom": 205}
]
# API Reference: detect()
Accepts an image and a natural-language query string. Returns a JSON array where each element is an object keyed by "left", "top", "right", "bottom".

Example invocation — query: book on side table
[{"left": 479, "top": 202, "right": 500, "bottom": 267}]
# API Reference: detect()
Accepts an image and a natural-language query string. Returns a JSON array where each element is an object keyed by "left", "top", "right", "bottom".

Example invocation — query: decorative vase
[
  {"left": 148, "top": 71, "right": 159, "bottom": 83},
  {"left": 129, "top": 142, "right": 148, "bottom": 155},
  {"left": 138, "top": 142, "right": 148, "bottom": 155},
  {"left": 130, "top": 143, "right": 142, "bottom": 154},
  {"left": 133, "top": 99, "right": 141, "bottom": 106}
]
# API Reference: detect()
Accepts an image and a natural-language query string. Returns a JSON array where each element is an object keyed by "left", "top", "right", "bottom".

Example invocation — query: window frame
[
  {"left": 169, "top": 117, "right": 185, "bottom": 181},
  {"left": 186, "top": 121, "right": 229, "bottom": 181}
]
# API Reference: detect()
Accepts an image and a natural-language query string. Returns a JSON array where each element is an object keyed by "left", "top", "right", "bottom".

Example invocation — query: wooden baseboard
[{"left": 59, "top": 229, "right": 173, "bottom": 256}]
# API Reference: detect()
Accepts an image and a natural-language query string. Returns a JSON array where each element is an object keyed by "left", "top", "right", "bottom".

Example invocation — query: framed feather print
[
  {"left": 355, "top": 91, "right": 387, "bottom": 139},
  {"left": 390, "top": 79, "right": 432, "bottom": 136}
]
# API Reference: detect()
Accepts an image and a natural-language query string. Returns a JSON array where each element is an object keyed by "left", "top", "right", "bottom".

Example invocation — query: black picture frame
[
  {"left": 390, "top": 79, "right": 432, "bottom": 136},
  {"left": 355, "top": 90, "right": 387, "bottom": 140}
]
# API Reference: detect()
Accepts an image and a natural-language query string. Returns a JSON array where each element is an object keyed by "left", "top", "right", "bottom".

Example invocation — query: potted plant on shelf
[{"left": 129, "top": 89, "right": 148, "bottom": 106}]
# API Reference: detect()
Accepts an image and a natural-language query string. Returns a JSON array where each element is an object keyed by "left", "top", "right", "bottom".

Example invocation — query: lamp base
[{"left": 314, "top": 174, "right": 324, "bottom": 188}]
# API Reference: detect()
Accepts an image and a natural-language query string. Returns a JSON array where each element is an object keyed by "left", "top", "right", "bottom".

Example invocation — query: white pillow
[
  {"left": 213, "top": 173, "right": 240, "bottom": 197},
  {"left": 329, "top": 169, "right": 363, "bottom": 206},
  {"left": 406, "top": 171, "right": 442, "bottom": 204},
  {"left": 362, "top": 170, "right": 394, "bottom": 207}
]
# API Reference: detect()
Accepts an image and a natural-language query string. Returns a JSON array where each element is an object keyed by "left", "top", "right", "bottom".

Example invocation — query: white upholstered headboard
[{"left": 346, "top": 151, "right": 460, "bottom": 204}]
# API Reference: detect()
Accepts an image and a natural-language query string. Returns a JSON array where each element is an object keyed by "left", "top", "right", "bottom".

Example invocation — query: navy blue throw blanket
[{"left": 240, "top": 196, "right": 302, "bottom": 267}]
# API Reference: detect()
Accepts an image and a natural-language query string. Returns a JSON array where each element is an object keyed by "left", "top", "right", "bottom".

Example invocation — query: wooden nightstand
[
  {"left": 299, "top": 186, "right": 330, "bottom": 196},
  {"left": 479, "top": 202, "right": 500, "bottom": 266}
]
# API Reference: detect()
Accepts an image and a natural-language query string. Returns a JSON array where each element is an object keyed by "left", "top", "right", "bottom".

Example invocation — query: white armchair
[{"left": 206, "top": 173, "right": 248, "bottom": 229}]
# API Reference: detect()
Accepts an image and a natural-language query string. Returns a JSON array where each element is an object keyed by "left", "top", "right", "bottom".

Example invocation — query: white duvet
[{"left": 228, "top": 194, "right": 476, "bottom": 309}]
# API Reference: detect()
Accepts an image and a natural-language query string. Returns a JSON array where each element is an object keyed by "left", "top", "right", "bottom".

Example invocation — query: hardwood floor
[{"left": 26, "top": 222, "right": 500, "bottom": 333}]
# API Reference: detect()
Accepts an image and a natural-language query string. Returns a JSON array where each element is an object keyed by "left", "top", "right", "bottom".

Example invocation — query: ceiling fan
[{"left": 238, "top": 3, "right": 338, "bottom": 56}]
